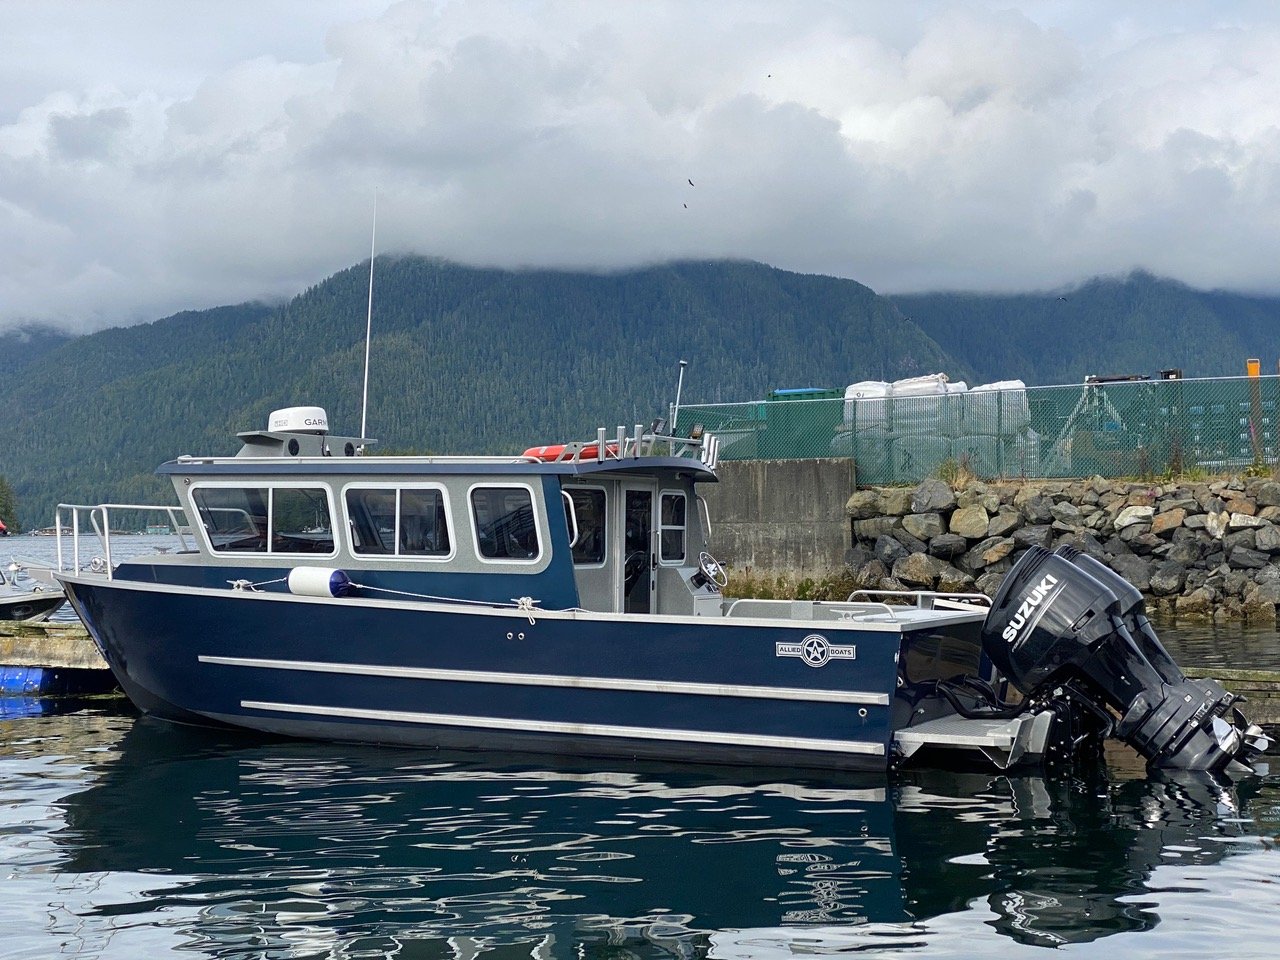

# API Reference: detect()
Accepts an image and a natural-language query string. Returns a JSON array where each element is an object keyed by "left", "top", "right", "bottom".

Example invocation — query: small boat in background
[{"left": 0, "top": 560, "right": 67, "bottom": 622}]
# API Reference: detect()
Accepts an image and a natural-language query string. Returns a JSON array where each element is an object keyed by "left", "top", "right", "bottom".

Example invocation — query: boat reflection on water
[{"left": 55, "top": 720, "right": 1269, "bottom": 958}]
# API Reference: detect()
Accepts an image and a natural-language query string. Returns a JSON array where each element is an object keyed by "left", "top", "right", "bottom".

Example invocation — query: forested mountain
[
  {"left": 890, "top": 271, "right": 1280, "bottom": 385},
  {"left": 6, "top": 258, "right": 1279, "bottom": 529},
  {"left": 0, "top": 258, "right": 957, "bottom": 527},
  {"left": 1, "top": 324, "right": 74, "bottom": 375}
]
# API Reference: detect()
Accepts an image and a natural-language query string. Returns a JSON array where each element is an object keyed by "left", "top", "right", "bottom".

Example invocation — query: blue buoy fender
[{"left": 287, "top": 567, "right": 354, "bottom": 598}]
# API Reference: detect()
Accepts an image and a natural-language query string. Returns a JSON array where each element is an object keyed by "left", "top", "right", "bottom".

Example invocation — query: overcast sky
[{"left": 3, "top": 1, "right": 1280, "bottom": 332}]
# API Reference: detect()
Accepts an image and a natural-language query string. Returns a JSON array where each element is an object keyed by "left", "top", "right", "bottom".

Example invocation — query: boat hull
[
  {"left": 63, "top": 575, "right": 905, "bottom": 769},
  {"left": 0, "top": 590, "right": 66, "bottom": 622}
]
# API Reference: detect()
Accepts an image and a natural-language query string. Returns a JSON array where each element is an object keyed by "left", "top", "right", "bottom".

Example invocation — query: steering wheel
[
  {"left": 623, "top": 550, "right": 648, "bottom": 592},
  {"left": 698, "top": 551, "right": 728, "bottom": 589}
]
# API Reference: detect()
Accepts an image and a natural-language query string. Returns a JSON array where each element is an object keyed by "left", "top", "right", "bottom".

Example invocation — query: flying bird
[{"left": 687, "top": 179, "right": 695, "bottom": 187}]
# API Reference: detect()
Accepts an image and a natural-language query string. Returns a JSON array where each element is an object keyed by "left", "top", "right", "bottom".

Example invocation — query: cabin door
[{"left": 622, "top": 486, "right": 656, "bottom": 613}]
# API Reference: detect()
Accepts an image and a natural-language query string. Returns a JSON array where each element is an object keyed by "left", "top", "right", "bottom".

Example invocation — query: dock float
[
  {"left": 0, "top": 620, "right": 118, "bottom": 698},
  {"left": 1210, "top": 669, "right": 1280, "bottom": 726}
]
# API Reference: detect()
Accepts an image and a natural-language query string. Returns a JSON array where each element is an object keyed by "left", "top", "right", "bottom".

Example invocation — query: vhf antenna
[
  {"left": 671, "top": 359, "right": 688, "bottom": 434},
  {"left": 360, "top": 190, "right": 378, "bottom": 441}
]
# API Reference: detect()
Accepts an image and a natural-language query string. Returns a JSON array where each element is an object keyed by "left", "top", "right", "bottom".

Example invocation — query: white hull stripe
[
  {"left": 241, "top": 699, "right": 887, "bottom": 756},
  {"left": 200, "top": 655, "right": 890, "bottom": 706}
]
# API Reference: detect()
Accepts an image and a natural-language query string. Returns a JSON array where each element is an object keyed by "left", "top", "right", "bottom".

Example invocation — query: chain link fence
[{"left": 676, "top": 376, "right": 1280, "bottom": 484}]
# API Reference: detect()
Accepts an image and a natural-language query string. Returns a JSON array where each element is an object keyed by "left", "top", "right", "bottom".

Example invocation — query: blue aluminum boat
[{"left": 53, "top": 407, "right": 1269, "bottom": 773}]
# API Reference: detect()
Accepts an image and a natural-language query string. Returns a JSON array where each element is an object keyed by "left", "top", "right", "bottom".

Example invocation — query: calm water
[
  {"left": 4, "top": 535, "right": 1280, "bottom": 957},
  {"left": 2, "top": 708, "right": 1279, "bottom": 959}
]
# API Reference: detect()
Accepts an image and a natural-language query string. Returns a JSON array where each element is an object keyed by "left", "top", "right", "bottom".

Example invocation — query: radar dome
[{"left": 268, "top": 406, "right": 329, "bottom": 435}]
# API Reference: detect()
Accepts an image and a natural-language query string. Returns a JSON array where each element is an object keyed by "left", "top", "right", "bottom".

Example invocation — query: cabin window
[
  {"left": 471, "top": 486, "right": 540, "bottom": 561},
  {"left": 192, "top": 485, "right": 334, "bottom": 554},
  {"left": 660, "top": 491, "right": 687, "bottom": 563},
  {"left": 565, "top": 488, "right": 606, "bottom": 565},
  {"left": 193, "top": 487, "right": 267, "bottom": 552},
  {"left": 344, "top": 485, "right": 452, "bottom": 558}
]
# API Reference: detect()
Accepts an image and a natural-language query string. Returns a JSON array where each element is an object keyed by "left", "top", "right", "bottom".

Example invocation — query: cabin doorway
[{"left": 622, "top": 486, "right": 656, "bottom": 613}]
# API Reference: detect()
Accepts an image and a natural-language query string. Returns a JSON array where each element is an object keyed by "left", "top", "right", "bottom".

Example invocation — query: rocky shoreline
[{"left": 845, "top": 475, "right": 1280, "bottom": 622}]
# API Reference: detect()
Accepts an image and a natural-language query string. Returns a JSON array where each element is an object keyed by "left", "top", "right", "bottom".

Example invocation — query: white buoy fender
[{"left": 287, "top": 567, "right": 353, "bottom": 598}]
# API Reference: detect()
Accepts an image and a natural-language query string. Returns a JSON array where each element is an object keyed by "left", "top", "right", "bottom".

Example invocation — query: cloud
[{"left": 3, "top": 1, "right": 1280, "bottom": 331}]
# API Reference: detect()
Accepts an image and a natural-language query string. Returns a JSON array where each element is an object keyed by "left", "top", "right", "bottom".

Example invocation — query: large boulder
[
  {"left": 879, "top": 488, "right": 914, "bottom": 516},
  {"left": 1115, "top": 505, "right": 1155, "bottom": 530},
  {"left": 1204, "top": 511, "right": 1230, "bottom": 539},
  {"left": 1175, "top": 587, "right": 1217, "bottom": 619},
  {"left": 976, "top": 570, "right": 1006, "bottom": 597},
  {"left": 987, "top": 510, "right": 1022, "bottom": 538},
  {"left": 1229, "top": 546, "right": 1270, "bottom": 569},
  {"left": 963, "top": 536, "right": 1015, "bottom": 570},
  {"left": 1149, "top": 561, "right": 1187, "bottom": 596},
  {"left": 855, "top": 558, "right": 889, "bottom": 588},
  {"left": 1224, "top": 570, "right": 1251, "bottom": 598},
  {"left": 928, "top": 533, "right": 969, "bottom": 559},
  {"left": 891, "top": 528, "right": 929, "bottom": 555},
  {"left": 846, "top": 490, "right": 882, "bottom": 519},
  {"left": 1167, "top": 539, "right": 1203, "bottom": 565},
  {"left": 1150, "top": 508, "right": 1186, "bottom": 537},
  {"left": 1222, "top": 529, "right": 1257, "bottom": 553},
  {"left": 1245, "top": 580, "right": 1280, "bottom": 606},
  {"left": 1226, "top": 497, "right": 1257, "bottom": 517},
  {"left": 893, "top": 552, "right": 943, "bottom": 588},
  {"left": 854, "top": 516, "right": 900, "bottom": 540},
  {"left": 1243, "top": 595, "right": 1278, "bottom": 624},
  {"left": 1012, "top": 524, "right": 1053, "bottom": 548},
  {"left": 902, "top": 512, "right": 945, "bottom": 541},
  {"left": 958, "top": 485, "right": 1001, "bottom": 513},
  {"left": 874, "top": 535, "right": 908, "bottom": 567},
  {"left": 1108, "top": 554, "right": 1153, "bottom": 591},
  {"left": 1050, "top": 501, "right": 1083, "bottom": 526},
  {"left": 911, "top": 479, "right": 956, "bottom": 513},
  {"left": 949, "top": 504, "right": 990, "bottom": 539},
  {"left": 1229, "top": 512, "right": 1267, "bottom": 529},
  {"left": 1127, "top": 532, "right": 1164, "bottom": 555},
  {"left": 936, "top": 565, "right": 976, "bottom": 593},
  {"left": 1256, "top": 480, "right": 1280, "bottom": 507},
  {"left": 1019, "top": 495, "right": 1054, "bottom": 523},
  {"left": 1256, "top": 524, "right": 1280, "bottom": 553}
]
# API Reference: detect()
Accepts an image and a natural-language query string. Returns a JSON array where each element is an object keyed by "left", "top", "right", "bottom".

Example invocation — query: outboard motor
[
  {"left": 982, "top": 546, "right": 1270, "bottom": 772},
  {"left": 1054, "top": 544, "right": 1185, "bottom": 685},
  {"left": 1054, "top": 545, "right": 1270, "bottom": 766}
]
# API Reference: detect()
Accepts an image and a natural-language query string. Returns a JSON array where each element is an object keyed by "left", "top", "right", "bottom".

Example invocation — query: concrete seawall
[{"left": 699, "top": 459, "right": 854, "bottom": 581}]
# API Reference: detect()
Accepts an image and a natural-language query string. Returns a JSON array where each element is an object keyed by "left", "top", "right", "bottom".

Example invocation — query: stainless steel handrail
[
  {"left": 846, "top": 589, "right": 992, "bottom": 610},
  {"left": 56, "top": 502, "right": 191, "bottom": 580}
]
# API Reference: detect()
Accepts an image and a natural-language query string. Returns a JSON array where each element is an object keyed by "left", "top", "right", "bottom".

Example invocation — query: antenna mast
[
  {"left": 360, "top": 190, "right": 378, "bottom": 440},
  {"left": 671, "top": 359, "right": 688, "bottom": 434}
]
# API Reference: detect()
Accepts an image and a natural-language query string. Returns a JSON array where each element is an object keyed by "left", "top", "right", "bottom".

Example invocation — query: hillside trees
[{"left": 0, "top": 475, "right": 17, "bottom": 532}]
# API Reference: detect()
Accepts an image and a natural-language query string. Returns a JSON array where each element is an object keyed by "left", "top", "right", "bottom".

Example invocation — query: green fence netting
[{"left": 675, "top": 376, "right": 1280, "bottom": 484}]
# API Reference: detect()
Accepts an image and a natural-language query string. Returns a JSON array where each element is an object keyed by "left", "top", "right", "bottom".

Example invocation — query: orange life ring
[{"left": 522, "top": 443, "right": 616, "bottom": 461}]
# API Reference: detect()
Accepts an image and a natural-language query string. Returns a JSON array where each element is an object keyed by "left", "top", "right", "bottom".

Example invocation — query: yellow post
[{"left": 1248, "top": 358, "right": 1264, "bottom": 463}]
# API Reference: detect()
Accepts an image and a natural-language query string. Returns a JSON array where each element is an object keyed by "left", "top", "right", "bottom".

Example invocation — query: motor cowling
[{"left": 982, "top": 546, "right": 1270, "bottom": 772}]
